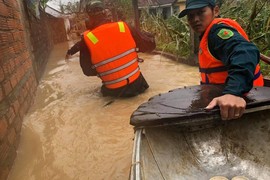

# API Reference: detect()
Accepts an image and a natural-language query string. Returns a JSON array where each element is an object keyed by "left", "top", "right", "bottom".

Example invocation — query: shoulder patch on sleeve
[{"left": 217, "top": 29, "right": 234, "bottom": 39}]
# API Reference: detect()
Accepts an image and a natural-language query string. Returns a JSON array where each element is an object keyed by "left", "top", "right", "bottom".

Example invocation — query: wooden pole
[
  {"left": 260, "top": 53, "right": 270, "bottom": 65},
  {"left": 132, "top": 0, "right": 140, "bottom": 30}
]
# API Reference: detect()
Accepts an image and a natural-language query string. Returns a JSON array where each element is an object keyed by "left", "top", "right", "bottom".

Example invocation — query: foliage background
[{"left": 138, "top": 0, "right": 270, "bottom": 76}]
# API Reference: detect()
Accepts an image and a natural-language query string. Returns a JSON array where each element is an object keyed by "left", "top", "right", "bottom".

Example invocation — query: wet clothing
[
  {"left": 67, "top": 41, "right": 80, "bottom": 55},
  {"left": 101, "top": 73, "right": 149, "bottom": 97},
  {"left": 83, "top": 22, "right": 141, "bottom": 89},
  {"left": 73, "top": 21, "right": 155, "bottom": 97},
  {"left": 200, "top": 18, "right": 263, "bottom": 97},
  {"left": 199, "top": 18, "right": 263, "bottom": 88}
]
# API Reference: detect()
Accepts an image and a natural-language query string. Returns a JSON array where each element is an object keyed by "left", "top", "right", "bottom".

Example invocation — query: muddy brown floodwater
[{"left": 8, "top": 41, "right": 199, "bottom": 180}]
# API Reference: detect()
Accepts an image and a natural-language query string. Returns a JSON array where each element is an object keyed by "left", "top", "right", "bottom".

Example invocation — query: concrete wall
[{"left": 0, "top": 0, "right": 64, "bottom": 179}]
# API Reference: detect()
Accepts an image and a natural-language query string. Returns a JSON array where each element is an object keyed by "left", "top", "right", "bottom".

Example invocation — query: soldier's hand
[
  {"left": 205, "top": 94, "right": 246, "bottom": 120},
  {"left": 65, "top": 54, "right": 71, "bottom": 62}
]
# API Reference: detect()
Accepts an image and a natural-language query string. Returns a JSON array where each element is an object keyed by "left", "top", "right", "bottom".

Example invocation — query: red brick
[
  {"left": 12, "top": 31, "right": 21, "bottom": 41},
  {"left": 0, "top": 86, "right": 3, "bottom": 102},
  {"left": 3, "top": 0, "right": 18, "bottom": 9},
  {"left": 6, "top": 105, "right": 16, "bottom": 125},
  {"left": 7, "top": 6, "right": 18, "bottom": 18},
  {"left": 20, "top": 41, "right": 27, "bottom": 49},
  {"left": 0, "top": 46, "right": 12, "bottom": 62},
  {"left": 9, "top": 58, "right": 15, "bottom": 73},
  {"left": 10, "top": 74, "right": 17, "bottom": 88},
  {"left": 19, "top": 31, "right": 26, "bottom": 42},
  {"left": 13, "top": 116, "right": 22, "bottom": 133},
  {"left": 12, "top": 42, "right": 22, "bottom": 54},
  {"left": 0, "top": 143, "right": 9, "bottom": 163},
  {"left": 2, "top": 61, "right": 10, "bottom": 76},
  {"left": 24, "top": 79, "right": 30, "bottom": 92},
  {"left": 18, "top": 103, "right": 25, "bottom": 118},
  {"left": 12, "top": 100, "right": 19, "bottom": 115},
  {"left": 11, "top": 9, "right": 20, "bottom": 19},
  {"left": 18, "top": 66, "right": 26, "bottom": 76},
  {"left": 22, "top": 51, "right": 30, "bottom": 60},
  {"left": 6, "top": 19, "right": 16, "bottom": 29},
  {"left": 17, "top": 91, "right": 24, "bottom": 106},
  {"left": 0, "top": 119, "right": 8, "bottom": 140},
  {"left": 3, "top": 80, "right": 12, "bottom": 96},
  {"left": 8, "top": 46, "right": 15, "bottom": 56},
  {"left": 24, "top": 60, "right": 31, "bottom": 70},
  {"left": 7, "top": 128, "right": 16, "bottom": 144},
  {"left": 0, "top": 16, "right": 8, "bottom": 31},
  {"left": 0, "top": 32, "right": 12, "bottom": 46},
  {"left": 22, "top": 86, "right": 28, "bottom": 100},
  {"left": 14, "top": 69, "right": 21, "bottom": 81},
  {"left": 22, "top": 63, "right": 28, "bottom": 75},
  {"left": 13, "top": 56, "right": 20, "bottom": 67},
  {"left": 0, "top": 2, "right": 9, "bottom": 17},
  {"left": 16, "top": 21, "right": 23, "bottom": 30},
  {"left": 15, "top": 69, "right": 22, "bottom": 82},
  {"left": 0, "top": 66, "right": 4, "bottom": 82}
]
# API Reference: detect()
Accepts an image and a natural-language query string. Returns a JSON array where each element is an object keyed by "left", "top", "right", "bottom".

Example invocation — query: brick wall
[
  {"left": 0, "top": 0, "right": 37, "bottom": 179},
  {"left": 0, "top": 0, "right": 55, "bottom": 179}
]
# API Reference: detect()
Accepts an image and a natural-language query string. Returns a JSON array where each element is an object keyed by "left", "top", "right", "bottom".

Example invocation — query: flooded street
[{"left": 8, "top": 41, "right": 199, "bottom": 180}]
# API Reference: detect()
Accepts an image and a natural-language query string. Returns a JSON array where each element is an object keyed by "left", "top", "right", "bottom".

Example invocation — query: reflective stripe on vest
[
  {"left": 118, "top": 22, "right": 125, "bottom": 32},
  {"left": 103, "top": 67, "right": 140, "bottom": 85},
  {"left": 88, "top": 22, "right": 125, "bottom": 44},
  {"left": 98, "top": 58, "right": 138, "bottom": 77},
  {"left": 83, "top": 21, "right": 140, "bottom": 89},
  {"left": 87, "top": 32, "right": 98, "bottom": 44},
  {"left": 91, "top": 48, "right": 137, "bottom": 68}
]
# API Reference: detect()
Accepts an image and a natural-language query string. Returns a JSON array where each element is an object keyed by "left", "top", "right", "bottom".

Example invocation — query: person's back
[{"left": 80, "top": 0, "right": 156, "bottom": 97}]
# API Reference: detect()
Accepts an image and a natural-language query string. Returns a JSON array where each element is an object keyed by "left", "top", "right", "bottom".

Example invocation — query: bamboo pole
[
  {"left": 132, "top": 0, "right": 140, "bottom": 30},
  {"left": 260, "top": 53, "right": 270, "bottom": 65}
]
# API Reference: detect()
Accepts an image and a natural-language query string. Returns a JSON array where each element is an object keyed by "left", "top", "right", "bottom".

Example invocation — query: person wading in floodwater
[{"left": 67, "top": 0, "right": 156, "bottom": 98}]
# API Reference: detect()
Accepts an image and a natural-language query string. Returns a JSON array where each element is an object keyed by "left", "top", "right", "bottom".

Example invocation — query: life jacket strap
[
  {"left": 254, "top": 71, "right": 261, "bottom": 80},
  {"left": 199, "top": 66, "right": 228, "bottom": 74}
]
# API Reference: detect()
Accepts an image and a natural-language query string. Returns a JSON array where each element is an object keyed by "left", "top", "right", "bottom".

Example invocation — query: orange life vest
[
  {"left": 199, "top": 18, "right": 264, "bottom": 86},
  {"left": 83, "top": 21, "right": 140, "bottom": 89}
]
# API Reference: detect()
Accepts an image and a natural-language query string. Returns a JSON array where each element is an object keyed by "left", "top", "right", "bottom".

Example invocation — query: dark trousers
[{"left": 101, "top": 73, "right": 149, "bottom": 97}]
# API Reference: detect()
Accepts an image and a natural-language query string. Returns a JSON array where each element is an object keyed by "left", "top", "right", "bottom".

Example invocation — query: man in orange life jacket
[
  {"left": 178, "top": 0, "right": 264, "bottom": 120},
  {"left": 74, "top": 1, "right": 156, "bottom": 97},
  {"left": 65, "top": 8, "right": 113, "bottom": 60}
]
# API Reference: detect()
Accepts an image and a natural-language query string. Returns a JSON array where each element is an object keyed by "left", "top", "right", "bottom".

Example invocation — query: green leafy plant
[{"left": 137, "top": 0, "right": 270, "bottom": 73}]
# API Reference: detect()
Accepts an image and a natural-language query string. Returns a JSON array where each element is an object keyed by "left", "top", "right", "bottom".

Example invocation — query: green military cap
[{"left": 178, "top": 0, "right": 216, "bottom": 18}]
